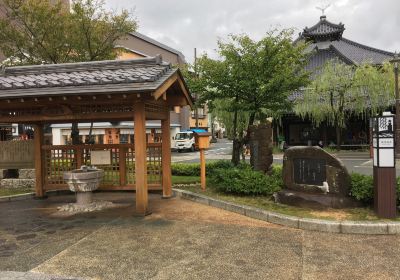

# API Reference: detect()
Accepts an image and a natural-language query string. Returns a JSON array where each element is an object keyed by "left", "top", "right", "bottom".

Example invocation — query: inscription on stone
[{"left": 293, "top": 158, "right": 326, "bottom": 185}]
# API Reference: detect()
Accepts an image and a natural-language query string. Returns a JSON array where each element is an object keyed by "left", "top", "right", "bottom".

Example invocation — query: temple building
[{"left": 282, "top": 15, "right": 394, "bottom": 147}]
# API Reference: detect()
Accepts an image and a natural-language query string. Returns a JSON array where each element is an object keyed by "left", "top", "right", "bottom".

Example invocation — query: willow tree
[{"left": 294, "top": 59, "right": 394, "bottom": 149}]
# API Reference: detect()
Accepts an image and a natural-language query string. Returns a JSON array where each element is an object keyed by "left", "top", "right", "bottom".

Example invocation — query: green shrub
[
  {"left": 349, "top": 173, "right": 374, "bottom": 203},
  {"left": 171, "top": 163, "right": 200, "bottom": 176},
  {"left": 171, "top": 160, "right": 234, "bottom": 176},
  {"left": 209, "top": 164, "right": 282, "bottom": 196}
]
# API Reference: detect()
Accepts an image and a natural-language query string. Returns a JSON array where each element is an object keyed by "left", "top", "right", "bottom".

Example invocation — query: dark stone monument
[
  {"left": 276, "top": 146, "right": 360, "bottom": 209},
  {"left": 249, "top": 122, "right": 273, "bottom": 173}
]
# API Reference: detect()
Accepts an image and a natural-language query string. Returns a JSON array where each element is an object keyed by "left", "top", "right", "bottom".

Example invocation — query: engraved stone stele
[
  {"left": 63, "top": 166, "right": 104, "bottom": 205},
  {"left": 249, "top": 122, "right": 273, "bottom": 173},
  {"left": 277, "top": 146, "right": 360, "bottom": 209}
]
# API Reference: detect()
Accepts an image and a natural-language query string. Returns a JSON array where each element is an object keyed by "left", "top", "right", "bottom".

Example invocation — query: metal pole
[
  {"left": 194, "top": 48, "right": 199, "bottom": 128},
  {"left": 395, "top": 59, "right": 400, "bottom": 158}
]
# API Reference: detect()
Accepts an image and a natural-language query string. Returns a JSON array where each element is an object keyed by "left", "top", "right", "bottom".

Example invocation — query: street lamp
[{"left": 390, "top": 53, "right": 400, "bottom": 158}]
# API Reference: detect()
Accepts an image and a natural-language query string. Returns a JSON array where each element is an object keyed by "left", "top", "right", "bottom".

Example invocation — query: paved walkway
[{"left": 1, "top": 192, "right": 400, "bottom": 279}]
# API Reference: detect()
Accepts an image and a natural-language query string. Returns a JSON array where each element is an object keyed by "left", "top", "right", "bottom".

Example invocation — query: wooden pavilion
[{"left": 0, "top": 55, "right": 193, "bottom": 215}]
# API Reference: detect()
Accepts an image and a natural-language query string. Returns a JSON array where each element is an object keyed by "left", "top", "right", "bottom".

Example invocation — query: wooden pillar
[
  {"left": 200, "top": 149, "right": 206, "bottom": 191},
  {"left": 119, "top": 147, "right": 127, "bottom": 186},
  {"left": 161, "top": 112, "right": 172, "bottom": 198},
  {"left": 33, "top": 124, "right": 45, "bottom": 198},
  {"left": 134, "top": 102, "right": 149, "bottom": 215}
]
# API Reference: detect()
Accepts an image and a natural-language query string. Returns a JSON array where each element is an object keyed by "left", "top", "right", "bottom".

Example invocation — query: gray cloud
[{"left": 105, "top": 0, "right": 400, "bottom": 63}]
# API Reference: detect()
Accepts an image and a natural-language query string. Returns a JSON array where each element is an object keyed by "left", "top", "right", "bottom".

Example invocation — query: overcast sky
[{"left": 105, "top": 0, "right": 400, "bottom": 63}]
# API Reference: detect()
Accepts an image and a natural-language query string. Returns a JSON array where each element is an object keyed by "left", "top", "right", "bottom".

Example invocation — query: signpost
[
  {"left": 193, "top": 131, "right": 211, "bottom": 191},
  {"left": 372, "top": 112, "right": 397, "bottom": 218}
]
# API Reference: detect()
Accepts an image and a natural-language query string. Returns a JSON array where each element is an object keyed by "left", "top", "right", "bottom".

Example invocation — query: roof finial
[{"left": 316, "top": 3, "right": 331, "bottom": 17}]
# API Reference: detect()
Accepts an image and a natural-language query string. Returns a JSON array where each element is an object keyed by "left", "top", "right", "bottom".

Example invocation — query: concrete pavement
[{"left": 1, "top": 193, "right": 400, "bottom": 279}]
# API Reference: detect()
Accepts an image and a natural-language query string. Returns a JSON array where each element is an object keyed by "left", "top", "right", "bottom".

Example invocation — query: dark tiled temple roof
[
  {"left": 303, "top": 15, "right": 345, "bottom": 42},
  {"left": 291, "top": 16, "right": 395, "bottom": 101},
  {"left": 0, "top": 56, "right": 177, "bottom": 98},
  {"left": 299, "top": 16, "right": 394, "bottom": 69}
]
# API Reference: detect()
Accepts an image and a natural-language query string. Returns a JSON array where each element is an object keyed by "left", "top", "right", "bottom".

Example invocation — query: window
[{"left": 120, "top": 134, "right": 129, "bottom": 144}]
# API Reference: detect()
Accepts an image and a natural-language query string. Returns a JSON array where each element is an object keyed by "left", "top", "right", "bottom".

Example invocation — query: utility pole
[
  {"left": 194, "top": 48, "right": 199, "bottom": 128},
  {"left": 390, "top": 53, "right": 400, "bottom": 158}
]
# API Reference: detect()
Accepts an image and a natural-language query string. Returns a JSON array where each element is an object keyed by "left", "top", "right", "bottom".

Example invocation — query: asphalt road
[{"left": 173, "top": 139, "right": 393, "bottom": 176}]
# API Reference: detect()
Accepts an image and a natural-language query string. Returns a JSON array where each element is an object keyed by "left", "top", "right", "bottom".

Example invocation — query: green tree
[
  {"left": 0, "top": 0, "right": 137, "bottom": 144},
  {"left": 294, "top": 59, "right": 394, "bottom": 149},
  {"left": 0, "top": 0, "right": 136, "bottom": 65},
  {"left": 186, "top": 30, "right": 309, "bottom": 165}
]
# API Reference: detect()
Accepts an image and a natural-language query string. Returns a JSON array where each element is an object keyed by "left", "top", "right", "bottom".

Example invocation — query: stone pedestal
[
  {"left": 279, "top": 146, "right": 358, "bottom": 209},
  {"left": 276, "top": 190, "right": 362, "bottom": 209},
  {"left": 76, "top": 192, "right": 93, "bottom": 205},
  {"left": 249, "top": 123, "right": 273, "bottom": 173}
]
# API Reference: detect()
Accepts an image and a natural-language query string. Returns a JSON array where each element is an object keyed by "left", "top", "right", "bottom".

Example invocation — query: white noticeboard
[
  {"left": 91, "top": 150, "right": 111, "bottom": 165},
  {"left": 372, "top": 115, "right": 395, "bottom": 168}
]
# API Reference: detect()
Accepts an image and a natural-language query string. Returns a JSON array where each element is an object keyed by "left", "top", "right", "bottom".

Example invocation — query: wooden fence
[
  {"left": 0, "top": 140, "right": 35, "bottom": 169},
  {"left": 42, "top": 143, "right": 162, "bottom": 191}
]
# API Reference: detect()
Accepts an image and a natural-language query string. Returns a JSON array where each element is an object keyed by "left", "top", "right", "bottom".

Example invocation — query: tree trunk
[
  {"left": 232, "top": 138, "right": 241, "bottom": 166},
  {"left": 336, "top": 126, "right": 342, "bottom": 151},
  {"left": 231, "top": 98, "right": 240, "bottom": 166},
  {"left": 247, "top": 112, "right": 256, "bottom": 168}
]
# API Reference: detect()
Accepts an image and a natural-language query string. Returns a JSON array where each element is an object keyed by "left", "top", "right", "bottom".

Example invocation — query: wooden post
[
  {"left": 161, "top": 113, "right": 172, "bottom": 198},
  {"left": 134, "top": 102, "right": 149, "bottom": 215},
  {"left": 200, "top": 149, "right": 206, "bottom": 191},
  {"left": 33, "top": 124, "right": 45, "bottom": 198},
  {"left": 119, "top": 147, "right": 127, "bottom": 186},
  {"left": 76, "top": 147, "right": 83, "bottom": 168}
]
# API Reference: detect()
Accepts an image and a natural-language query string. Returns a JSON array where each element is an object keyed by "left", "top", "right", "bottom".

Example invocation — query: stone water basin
[{"left": 63, "top": 166, "right": 104, "bottom": 205}]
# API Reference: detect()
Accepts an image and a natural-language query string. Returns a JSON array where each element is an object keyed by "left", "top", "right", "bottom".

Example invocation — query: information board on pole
[{"left": 372, "top": 114, "right": 395, "bottom": 167}]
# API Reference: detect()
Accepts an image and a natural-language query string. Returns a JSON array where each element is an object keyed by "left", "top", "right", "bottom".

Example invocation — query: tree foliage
[
  {"left": 0, "top": 0, "right": 137, "bottom": 65},
  {"left": 294, "top": 59, "right": 394, "bottom": 147},
  {"left": 183, "top": 30, "right": 310, "bottom": 165}
]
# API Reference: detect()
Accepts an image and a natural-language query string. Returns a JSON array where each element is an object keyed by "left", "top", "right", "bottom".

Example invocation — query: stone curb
[
  {"left": 0, "top": 192, "right": 35, "bottom": 202},
  {"left": 173, "top": 188, "right": 400, "bottom": 235},
  {"left": 0, "top": 190, "right": 72, "bottom": 203}
]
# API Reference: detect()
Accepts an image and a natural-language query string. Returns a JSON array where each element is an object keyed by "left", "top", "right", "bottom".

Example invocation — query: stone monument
[
  {"left": 276, "top": 146, "right": 359, "bottom": 209},
  {"left": 249, "top": 122, "right": 273, "bottom": 173}
]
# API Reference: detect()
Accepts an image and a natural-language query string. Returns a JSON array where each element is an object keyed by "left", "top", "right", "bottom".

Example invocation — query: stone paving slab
[
  {"left": 1, "top": 192, "right": 400, "bottom": 279},
  {"left": 0, "top": 271, "right": 84, "bottom": 280}
]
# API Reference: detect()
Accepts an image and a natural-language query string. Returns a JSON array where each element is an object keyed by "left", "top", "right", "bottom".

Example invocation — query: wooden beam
[
  {"left": 145, "top": 110, "right": 168, "bottom": 120},
  {"left": 33, "top": 124, "right": 45, "bottom": 198},
  {"left": 153, "top": 73, "right": 178, "bottom": 100},
  {"left": 0, "top": 111, "right": 136, "bottom": 124},
  {"left": 134, "top": 101, "right": 150, "bottom": 215},
  {"left": 161, "top": 112, "right": 172, "bottom": 198},
  {"left": 176, "top": 72, "right": 193, "bottom": 107}
]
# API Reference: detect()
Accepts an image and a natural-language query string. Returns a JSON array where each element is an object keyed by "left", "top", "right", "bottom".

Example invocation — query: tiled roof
[
  {"left": 0, "top": 56, "right": 177, "bottom": 98},
  {"left": 303, "top": 16, "right": 345, "bottom": 42},
  {"left": 129, "top": 31, "right": 186, "bottom": 63},
  {"left": 331, "top": 38, "right": 393, "bottom": 65}
]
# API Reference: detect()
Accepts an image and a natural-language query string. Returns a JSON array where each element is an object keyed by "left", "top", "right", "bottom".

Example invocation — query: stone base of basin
[
  {"left": 57, "top": 200, "right": 126, "bottom": 214},
  {"left": 76, "top": 192, "right": 93, "bottom": 205},
  {"left": 275, "top": 190, "right": 362, "bottom": 209}
]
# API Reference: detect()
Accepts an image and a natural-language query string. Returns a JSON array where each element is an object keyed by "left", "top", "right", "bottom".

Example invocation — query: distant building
[
  {"left": 281, "top": 15, "right": 394, "bottom": 147},
  {"left": 117, "top": 32, "right": 209, "bottom": 131}
]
